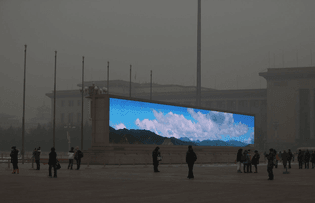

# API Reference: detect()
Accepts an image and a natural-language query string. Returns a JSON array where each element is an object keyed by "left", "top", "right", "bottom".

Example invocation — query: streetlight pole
[
  {"left": 81, "top": 56, "right": 84, "bottom": 151},
  {"left": 196, "top": 0, "right": 201, "bottom": 107},
  {"left": 22, "top": 44, "right": 27, "bottom": 164},
  {"left": 53, "top": 51, "right": 57, "bottom": 148}
]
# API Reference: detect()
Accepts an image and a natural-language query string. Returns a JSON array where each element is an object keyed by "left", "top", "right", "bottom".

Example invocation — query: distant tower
[{"left": 196, "top": 0, "right": 201, "bottom": 107}]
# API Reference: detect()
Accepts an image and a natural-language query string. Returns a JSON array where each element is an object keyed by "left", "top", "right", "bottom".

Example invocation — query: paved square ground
[{"left": 1, "top": 163, "right": 314, "bottom": 203}]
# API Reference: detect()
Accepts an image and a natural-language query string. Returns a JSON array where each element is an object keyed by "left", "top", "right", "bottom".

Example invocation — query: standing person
[
  {"left": 265, "top": 148, "right": 275, "bottom": 180},
  {"left": 35, "top": 147, "right": 41, "bottom": 170},
  {"left": 10, "top": 146, "right": 19, "bottom": 174},
  {"left": 186, "top": 145, "right": 197, "bottom": 179},
  {"left": 274, "top": 149, "right": 279, "bottom": 168},
  {"left": 311, "top": 151, "right": 315, "bottom": 169},
  {"left": 282, "top": 150, "right": 288, "bottom": 169},
  {"left": 304, "top": 150, "right": 310, "bottom": 169},
  {"left": 243, "top": 150, "right": 248, "bottom": 173},
  {"left": 32, "top": 148, "right": 36, "bottom": 159},
  {"left": 288, "top": 149, "right": 293, "bottom": 169},
  {"left": 251, "top": 150, "right": 260, "bottom": 173},
  {"left": 298, "top": 149, "right": 303, "bottom": 169},
  {"left": 74, "top": 146, "right": 83, "bottom": 170},
  {"left": 152, "top": 147, "right": 161, "bottom": 172},
  {"left": 236, "top": 148, "right": 243, "bottom": 173},
  {"left": 68, "top": 147, "right": 74, "bottom": 170},
  {"left": 247, "top": 149, "right": 253, "bottom": 173},
  {"left": 48, "top": 147, "right": 57, "bottom": 178}
]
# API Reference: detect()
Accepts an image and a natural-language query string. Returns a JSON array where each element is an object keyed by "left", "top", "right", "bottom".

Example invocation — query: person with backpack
[
  {"left": 74, "top": 146, "right": 83, "bottom": 170},
  {"left": 304, "top": 150, "right": 310, "bottom": 169},
  {"left": 152, "top": 147, "right": 161, "bottom": 172},
  {"left": 48, "top": 147, "right": 57, "bottom": 178},
  {"left": 68, "top": 147, "right": 75, "bottom": 170},
  {"left": 35, "top": 147, "right": 41, "bottom": 170},
  {"left": 236, "top": 148, "right": 243, "bottom": 173},
  {"left": 10, "top": 146, "right": 19, "bottom": 174},
  {"left": 288, "top": 149, "right": 293, "bottom": 169},
  {"left": 251, "top": 150, "right": 260, "bottom": 173},
  {"left": 186, "top": 145, "right": 197, "bottom": 179}
]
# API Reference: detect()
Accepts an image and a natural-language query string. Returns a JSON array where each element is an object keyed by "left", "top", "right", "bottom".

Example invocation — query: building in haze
[{"left": 45, "top": 67, "right": 315, "bottom": 151}]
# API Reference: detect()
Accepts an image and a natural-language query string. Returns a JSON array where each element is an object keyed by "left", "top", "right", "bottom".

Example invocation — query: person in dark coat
[
  {"left": 74, "top": 146, "right": 83, "bottom": 170},
  {"left": 236, "top": 148, "right": 243, "bottom": 173},
  {"left": 281, "top": 150, "right": 288, "bottom": 169},
  {"left": 10, "top": 146, "right": 19, "bottom": 174},
  {"left": 152, "top": 146, "right": 161, "bottom": 172},
  {"left": 243, "top": 150, "right": 248, "bottom": 173},
  {"left": 186, "top": 145, "right": 197, "bottom": 179},
  {"left": 247, "top": 149, "right": 252, "bottom": 173},
  {"left": 274, "top": 149, "right": 278, "bottom": 168},
  {"left": 251, "top": 150, "right": 260, "bottom": 173},
  {"left": 265, "top": 148, "right": 275, "bottom": 180},
  {"left": 298, "top": 150, "right": 303, "bottom": 169},
  {"left": 304, "top": 150, "right": 310, "bottom": 169},
  {"left": 35, "top": 147, "right": 41, "bottom": 170},
  {"left": 48, "top": 147, "right": 57, "bottom": 178},
  {"left": 288, "top": 149, "right": 293, "bottom": 169},
  {"left": 311, "top": 151, "right": 315, "bottom": 169}
]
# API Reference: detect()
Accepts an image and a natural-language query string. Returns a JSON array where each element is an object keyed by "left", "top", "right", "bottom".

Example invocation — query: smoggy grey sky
[{"left": 1, "top": 0, "right": 315, "bottom": 120}]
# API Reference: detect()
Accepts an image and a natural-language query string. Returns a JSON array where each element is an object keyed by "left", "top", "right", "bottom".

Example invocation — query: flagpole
[
  {"left": 81, "top": 56, "right": 84, "bottom": 150},
  {"left": 53, "top": 51, "right": 57, "bottom": 148},
  {"left": 22, "top": 44, "right": 27, "bottom": 164}
]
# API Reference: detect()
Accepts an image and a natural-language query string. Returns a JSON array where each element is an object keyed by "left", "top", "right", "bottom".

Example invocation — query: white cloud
[
  {"left": 114, "top": 123, "right": 126, "bottom": 130},
  {"left": 135, "top": 108, "right": 250, "bottom": 141}
]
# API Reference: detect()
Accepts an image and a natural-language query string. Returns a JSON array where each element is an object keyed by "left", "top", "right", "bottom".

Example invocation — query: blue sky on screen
[{"left": 110, "top": 98, "right": 255, "bottom": 144}]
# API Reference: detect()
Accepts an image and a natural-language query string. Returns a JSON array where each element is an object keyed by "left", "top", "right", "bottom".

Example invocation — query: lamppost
[{"left": 64, "top": 123, "right": 75, "bottom": 151}]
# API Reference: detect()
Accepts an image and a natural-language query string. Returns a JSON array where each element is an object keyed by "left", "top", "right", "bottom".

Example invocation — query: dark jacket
[
  {"left": 298, "top": 151, "right": 304, "bottom": 162},
  {"left": 305, "top": 151, "right": 311, "bottom": 162},
  {"left": 35, "top": 150, "right": 41, "bottom": 161},
  {"left": 186, "top": 150, "right": 197, "bottom": 164},
  {"left": 282, "top": 152, "right": 288, "bottom": 165},
  {"left": 236, "top": 150, "right": 243, "bottom": 162},
  {"left": 10, "top": 149, "right": 19, "bottom": 163},
  {"left": 251, "top": 153, "right": 260, "bottom": 165},
  {"left": 75, "top": 150, "right": 83, "bottom": 160},
  {"left": 49, "top": 151, "right": 57, "bottom": 165},
  {"left": 311, "top": 153, "right": 315, "bottom": 163},
  {"left": 265, "top": 152, "right": 275, "bottom": 167},
  {"left": 288, "top": 151, "right": 293, "bottom": 161},
  {"left": 152, "top": 150, "right": 161, "bottom": 164}
]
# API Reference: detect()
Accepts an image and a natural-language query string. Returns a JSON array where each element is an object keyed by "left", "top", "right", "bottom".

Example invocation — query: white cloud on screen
[
  {"left": 114, "top": 123, "right": 126, "bottom": 130},
  {"left": 135, "top": 108, "right": 250, "bottom": 141}
]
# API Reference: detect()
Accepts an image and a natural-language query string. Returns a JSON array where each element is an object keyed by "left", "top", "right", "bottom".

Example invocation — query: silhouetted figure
[
  {"left": 288, "top": 149, "right": 293, "bottom": 169},
  {"left": 236, "top": 148, "right": 243, "bottom": 173},
  {"left": 278, "top": 151, "right": 282, "bottom": 164},
  {"left": 35, "top": 147, "right": 41, "bottom": 170},
  {"left": 304, "top": 150, "right": 310, "bottom": 169},
  {"left": 32, "top": 148, "right": 36, "bottom": 159},
  {"left": 152, "top": 147, "right": 161, "bottom": 172},
  {"left": 243, "top": 150, "right": 248, "bottom": 173},
  {"left": 186, "top": 145, "right": 197, "bottom": 179},
  {"left": 298, "top": 150, "right": 303, "bottom": 169},
  {"left": 68, "top": 147, "right": 74, "bottom": 170},
  {"left": 282, "top": 150, "right": 288, "bottom": 169},
  {"left": 274, "top": 149, "right": 278, "bottom": 168},
  {"left": 251, "top": 150, "right": 260, "bottom": 173},
  {"left": 265, "top": 148, "right": 275, "bottom": 180},
  {"left": 311, "top": 151, "right": 315, "bottom": 169},
  {"left": 10, "top": 146, "right": 19, "bottom": 174},
  {"left": 74, "top": 146, "right": 83, "bottom": 170},
  {"left": 48, "top": 147, "right": 57, "bottom": 178},
  {"left": 247, "top": 149, "right": 252, "bottom": 173}
]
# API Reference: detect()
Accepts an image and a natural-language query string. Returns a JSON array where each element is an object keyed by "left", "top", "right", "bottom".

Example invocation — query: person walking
[
  {"left": 236, "top": 148, "right": 243, "bottom": 173},
  {"left": 35, "top": 147, "right": 41, "bottom": 170},
  {"left": 186, "top": 145, "right": 197, "bottom": 179},
  {"left": 265, "top": 148, "right": 275, "bottom": 180},
  {"left": 10, "top": 146, "right": 19, "bottom": 174},
  {"left": 282, "top": 150, "right": 288, "bottom": 169},
  {"left": 243, "top": 150, "right": 248, "bottom": 173},
  {"left": 48, "top": 147, "right": 57, "bottom": 178},
  {"left": 304, "top": 150, "right": 310, "bottom": 169},
  {"left": 74, "top": 146, "right": 83, "bottom": 170},
  {"left": 298, "top": 149, "right": 303, "bottom": 169},
  {"left": 311, "top": 151, "right": 315, "bottom": 169},
  {"left": 152, "top": 147, "right": 161, "bottom": 172},
  {"left": 251, "top": 150, "right": 260, "bottom": 173},
  {"left": 288, "top": 149, "right": 293, "bottom": 169},
  {"left": 68, "top": 147, "right": 75, "bottom": 170}
]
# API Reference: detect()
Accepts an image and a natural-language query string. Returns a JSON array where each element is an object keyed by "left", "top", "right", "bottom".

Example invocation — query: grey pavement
[{"left": 1, "top": 162, "right": 314, "bottom": 203}]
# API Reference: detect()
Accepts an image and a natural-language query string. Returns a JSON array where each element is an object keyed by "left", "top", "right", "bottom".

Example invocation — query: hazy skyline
[{"left": 1, "top": 0, "right": 315, "bottom": 119}]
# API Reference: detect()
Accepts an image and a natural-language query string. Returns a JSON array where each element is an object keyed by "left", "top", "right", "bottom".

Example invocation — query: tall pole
[
  {"left": 196, "top": 0, "right": 201, "bottom": 107},
  {"left": 107, "top": 61, "right": 109, "bottom": 94},
  {"left": 81, "top": 56, "right": 84, "bottom": 150},
  {"left": 53, "top": 51, "right": 57, "bottom": 148},
  {"left": 311, "top": 49, "right": 313, "bottom": 66},
  {"left": 22, "top": 44, "right": 27, "bottom": 164},
  {"left": 150, "top": 70, "right": 152, "bottom": 100},
  {"left": 130, "top": 64, "right": 132, "bottom": 97}
]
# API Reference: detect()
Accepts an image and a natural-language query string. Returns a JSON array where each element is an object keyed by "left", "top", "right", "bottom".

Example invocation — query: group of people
[
  {"left": 297, "top": 149, "right": 315, "bottom": 169},
  {"left": 152, "top": 145, "right": 197, "bottom": 179},
  {"left": 10, "top": 146, "right": 84, "bottom": 178},
  {"left": 236, "top": 149, "right": 261, "bottom": 173}
]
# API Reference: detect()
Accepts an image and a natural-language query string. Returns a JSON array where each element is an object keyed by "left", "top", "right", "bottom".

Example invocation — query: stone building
[{"left": 45, "top": 67, "right": 315, "bottom": 151}]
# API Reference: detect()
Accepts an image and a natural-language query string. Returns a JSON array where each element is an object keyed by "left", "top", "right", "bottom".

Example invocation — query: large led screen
[{"left": 109, "top": 98, "right": 255, "bottom": 147}]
